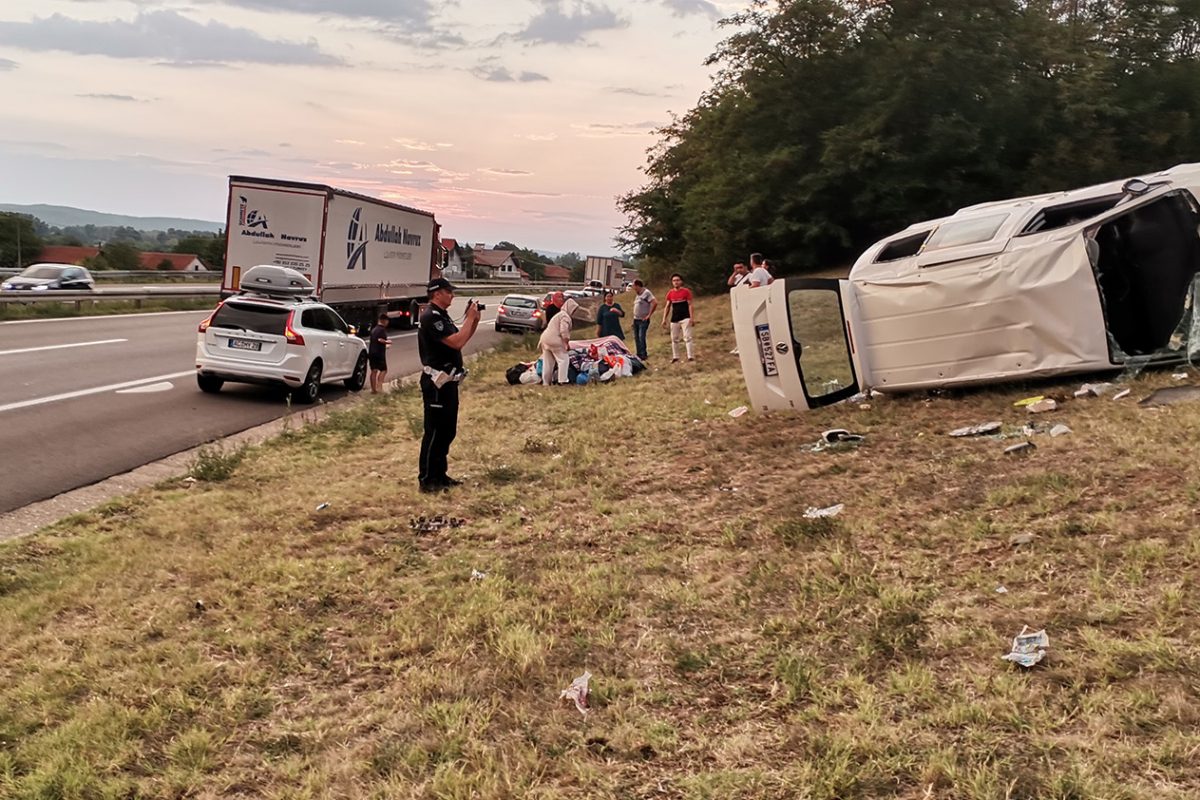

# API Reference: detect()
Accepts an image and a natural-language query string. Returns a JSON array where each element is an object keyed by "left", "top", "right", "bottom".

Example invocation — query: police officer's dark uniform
[{"left": 417, "top": 279, "right": 465, "bottom": 491}]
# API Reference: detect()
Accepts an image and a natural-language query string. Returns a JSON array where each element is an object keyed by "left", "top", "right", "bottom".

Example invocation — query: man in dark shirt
[
  {"left": 368, "top": 312, "right": 390, "bottom": 394},
  {"left": 417, "top": 277, "right": 480, "bottom": 492}
]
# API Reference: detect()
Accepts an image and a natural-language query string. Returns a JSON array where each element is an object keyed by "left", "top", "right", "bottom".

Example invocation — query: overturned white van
[{"left": 733, "top": 164, "right": 1200, "bottom": 411}]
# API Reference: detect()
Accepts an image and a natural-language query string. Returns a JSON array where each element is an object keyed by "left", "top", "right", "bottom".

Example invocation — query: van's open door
[{"left": 731, "top": 278, "right": 860, "bottom": 412}]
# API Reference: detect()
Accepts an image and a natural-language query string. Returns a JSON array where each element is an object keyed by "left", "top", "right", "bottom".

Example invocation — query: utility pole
[{"left": 14, "top": 217, "right": 20, "bottom": 269}]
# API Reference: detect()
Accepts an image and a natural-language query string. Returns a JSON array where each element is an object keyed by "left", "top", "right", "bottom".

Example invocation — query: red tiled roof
[
  {"left": 37, "top": 245, "right": 99, "bottom": 264},
  {"left": 542, "top": 264, "right": 571, "bottom": 280},
  {"left": 472, "top": 249, "right": 515, "bottom": 268},
  {"left": 441, "top": 238, "right": 459, "bottom": 251},
  {"left": 138, "top": 252, "right": 206, "bottom": 271}
]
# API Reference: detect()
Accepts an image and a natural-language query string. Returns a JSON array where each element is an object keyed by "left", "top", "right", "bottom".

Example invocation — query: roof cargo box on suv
[{"left": 239, "top": 265, "right": 314, "bottom": 298}]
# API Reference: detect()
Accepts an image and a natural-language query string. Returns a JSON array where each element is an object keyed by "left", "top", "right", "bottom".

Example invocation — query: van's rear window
[{"left": 211, "top": 302, "right": 289, "bottom": 335}]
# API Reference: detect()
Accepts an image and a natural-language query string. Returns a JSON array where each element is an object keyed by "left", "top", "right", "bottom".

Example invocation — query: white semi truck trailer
[{"left": 222, "top": 176, "right": 440, "bottom": 332}]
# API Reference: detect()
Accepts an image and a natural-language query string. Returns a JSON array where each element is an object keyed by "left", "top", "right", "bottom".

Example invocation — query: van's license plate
[
  {"left": 228, "top": 338, "right": 262, "bottom": 351},
  {"left": 756, "top": 324, "right": 778, "bottom": 377}
]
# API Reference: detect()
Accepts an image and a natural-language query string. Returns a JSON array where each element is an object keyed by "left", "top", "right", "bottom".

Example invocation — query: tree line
[
  {"left": 0, "top": 212, "right": 225, "bottom": 270},
  {"left": 618, "top": 0, "right": 1200, "bottom": 291}
]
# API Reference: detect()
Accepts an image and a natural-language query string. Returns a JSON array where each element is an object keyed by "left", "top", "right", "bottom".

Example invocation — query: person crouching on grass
[
  {"left": 661, "top": 273, "right": 695, "bottom": 362},
  {"left": 368, "top": 312, "right": 391, "bottom": 393}
]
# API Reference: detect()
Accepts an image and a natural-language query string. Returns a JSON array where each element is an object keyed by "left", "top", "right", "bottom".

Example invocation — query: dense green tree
[
  {"left": 619, "top": 0, "right": 1200, "bottom": 291},
  {"left": 556, "top": 251, "right": 584, "bottom": 269},
  {"left": 173, "top": 234, "right": 225, "bottom": 270},
  {"left": 0, "top": 213, "right": 43, "bottom": 269},
  {"left": 88, "top": 241, "right": 142, "bottom": 271}
]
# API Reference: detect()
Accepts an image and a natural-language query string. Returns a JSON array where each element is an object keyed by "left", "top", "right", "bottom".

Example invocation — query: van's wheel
[
  {"left": 197, "top": 373, "right": 223, "bottom": 394},
  {"left": 345, "top": 353, "right": 368, "bottom": 391},
  {"left": 294, "top": 361, "right": 322, "bottom": 404}
]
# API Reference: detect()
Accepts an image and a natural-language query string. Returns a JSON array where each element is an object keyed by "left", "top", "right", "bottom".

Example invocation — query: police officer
[{"left": 417, "top": 277, "right": 481, "bottom": 492}]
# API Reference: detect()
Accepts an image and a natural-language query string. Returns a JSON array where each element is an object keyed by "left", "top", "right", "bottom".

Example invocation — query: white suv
[{"left": 195, "top": 267, "right": 368, "bottom": 403}]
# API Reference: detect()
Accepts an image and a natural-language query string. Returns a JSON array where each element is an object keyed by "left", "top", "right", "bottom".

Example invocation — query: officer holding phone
[{"left": 417, "top": 277, "right": 481, "bottom": 492}]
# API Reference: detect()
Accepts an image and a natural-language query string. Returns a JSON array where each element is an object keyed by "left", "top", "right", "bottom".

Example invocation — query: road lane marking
[
  {"left": 0, "top": 370, "right": 194, "bottom": 414},
  {"left": 0, "top": 338, "right": 128, "bottom": 357},
  {"left": 116, "top": 382, "right": 175, "bottom": 394}
]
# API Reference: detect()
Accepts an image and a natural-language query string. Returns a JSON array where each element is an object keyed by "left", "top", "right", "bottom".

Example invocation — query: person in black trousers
[{"left": 417, "top": 278, "right": 480, "bottom": 492}]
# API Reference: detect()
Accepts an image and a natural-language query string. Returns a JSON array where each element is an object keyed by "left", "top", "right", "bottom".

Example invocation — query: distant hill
[{"left": 0, "top": 203, "right": 223, "bottom": 234}]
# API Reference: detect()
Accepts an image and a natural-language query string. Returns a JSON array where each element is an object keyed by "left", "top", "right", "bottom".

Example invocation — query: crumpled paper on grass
[
  {"left": 1001, "top": 626, "right": 1049, "bottom": 668},
  {"left": 560, "top": 671, "right": 591, "bottom": 715},
  {"left": 803, "top": 503, "right": 845, "bottom": 519}
]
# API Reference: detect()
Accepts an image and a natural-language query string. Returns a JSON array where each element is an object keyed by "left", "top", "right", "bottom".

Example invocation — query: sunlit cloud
[
  {"left": 570, "top": 121, "right": 658, "bottom": 137},
  {"left": 480, "top": 167, "right": 534, "bottom": 176},
  {"left": 393, "top": 137, "right": 454, "bottom": 151}
]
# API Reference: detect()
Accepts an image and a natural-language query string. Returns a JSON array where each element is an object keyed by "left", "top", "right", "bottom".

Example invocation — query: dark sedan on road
[{"left": 1, "top": 264, "right": 95, "bottom": 292}]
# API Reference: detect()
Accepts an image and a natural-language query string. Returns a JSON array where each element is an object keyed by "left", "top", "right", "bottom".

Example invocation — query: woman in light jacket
[{"left": 538, "top": 297, "right": 579, "bottom": 385}]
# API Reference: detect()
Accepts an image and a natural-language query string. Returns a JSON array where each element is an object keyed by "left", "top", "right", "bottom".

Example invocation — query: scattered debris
[
  {"left": 846, "top": 391, "right": 870, "bottom": 404},
  {"left": 1139, "top": 385, "right": 1200, "bottom": 407},
  {"left": 560, "top": 671, "right": 592, "bottom": 715},
  {"left": 470, "top": 569, "right": 488, "bottom": 582},
  {"left": 315, "top": 502, "right": 331, "bottom": 512},
  {"left": 1013, "top": 395, "right": 1045, "bottom": 408},
  {"left": 717, "top": 485, "right": 739, "bottom": 493},
  {"left": 728, "top": 406, "right": 749, "bottom": 418},
  {"left": 1074, "top": 382, "right": 1115, "bottom": 398},
  {"left": 1009, "top": 532, "right": 1036, "bottom": 547},
  {"left": 1001, "top": 626, "right": 1049, "bottom": 668},
  {"left": 1112, "top": 388, "right": 1131, "bottom": 401},
  {"left": 1004, "top": 441, "right": 1036, "bottom": 456},
  {"left": 948, "top": 421, "right": 1002, "bottom": 438},
  {"left": 995, "top": 586, "right": 1008, "bottom": 594},
  {"left": 803, "top": 503, "right": 845, "bottom": 519},
  {"left": 194, "top": 599, "right": 206, "bottom": 613},
  {"left": 1026, "top": 398, "right": 1057, "bottom": 414},
  {"left": 809, "top": 429, "right": 866, "bottom": 452},
  {"left": 409, "top": 515, "right": 465, "bottom": 534},
  {"left": 1172, "top": 372, "right": 1189, "bottom": 380},
  {"left": 1050, "top": 424, "right": 1072, "bottom": 437},
  {"left": 704, "top": 399, "right": 713, "bottom": 405}
]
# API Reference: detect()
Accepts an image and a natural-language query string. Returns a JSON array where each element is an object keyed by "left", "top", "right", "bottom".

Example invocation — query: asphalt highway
[{"left": 0, "top": 297, "right": 508, "bottom": 514}]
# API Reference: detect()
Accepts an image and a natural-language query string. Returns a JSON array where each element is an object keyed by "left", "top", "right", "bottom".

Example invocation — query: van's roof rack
[{"left": 237, "top": 265, "right": 315, "bottom": 300}]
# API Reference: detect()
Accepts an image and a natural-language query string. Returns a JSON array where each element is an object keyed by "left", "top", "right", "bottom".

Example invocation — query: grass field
[{"left": 2, "top": 291, "right": 1198, "bottom": 799}]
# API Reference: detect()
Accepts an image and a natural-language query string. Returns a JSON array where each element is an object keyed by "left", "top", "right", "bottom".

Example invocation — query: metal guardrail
[
  {"left": 0, "top": 268, "right": 218, "bottom": 281},
  {"left": 0, "top": 280, "right": 590, "bottom": 310}
]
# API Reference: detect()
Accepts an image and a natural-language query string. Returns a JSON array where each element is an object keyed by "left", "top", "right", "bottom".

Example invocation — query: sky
[{"left": 0, "top": 0, "right": 744, "bottom": 256}]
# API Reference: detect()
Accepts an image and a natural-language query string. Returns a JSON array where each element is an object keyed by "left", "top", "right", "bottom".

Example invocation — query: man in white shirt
[{"left": 748, "top": 252, "right": 773, "bottom": 288}]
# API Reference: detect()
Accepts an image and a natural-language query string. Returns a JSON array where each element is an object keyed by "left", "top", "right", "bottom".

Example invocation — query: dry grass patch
[{"left": 2, "top": 292, "right": 1200, "bottom": 798}]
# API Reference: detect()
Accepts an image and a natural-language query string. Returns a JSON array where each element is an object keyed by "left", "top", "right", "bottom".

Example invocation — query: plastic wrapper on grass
[
  {"left": 1001, "top": 626, "right": 1049, "bottom": 668},
  {"left": 560, "top": 671, "right": 591, "bottom": 715}
]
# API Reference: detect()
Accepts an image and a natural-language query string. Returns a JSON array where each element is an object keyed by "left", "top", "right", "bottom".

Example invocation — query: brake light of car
[
  {"left": 284, "top": 310, "right": 305, "bottom": 346},
  {"left": 197, "top": 301, "right": 224, "bottom": 333},
  {"left": 497, "top": 306, "right": 508, "bottom": 314},
  {"left": 532, "top": 309, "right": 542, "bottom": 318}
]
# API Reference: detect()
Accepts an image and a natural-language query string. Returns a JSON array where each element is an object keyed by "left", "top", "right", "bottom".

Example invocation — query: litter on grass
[
  {"left": 948, "top": 421, "right": 1002, "bottom": 437},
  {"left": 315, "top": 502, "right": 330, "bottom": 511},
  {"left": 728, "top": 406, "right": 749, "bottom": 418},
  {"left": 1112, "top": 388, "right": 1132, "bottom": 401},
  {"left": 1074, "top": 382, "right": 1115, "bottom": 398},
  {"left": 1173, "top": 372, "right": 1189, "bottom": 380},
  {"left": 1001, "top": 626, "right": 1049, "bottom": 668},
  {"left": 995, "top": 586, "right": 1008, "bottom": 594},
  {"left": 560, "top": 671, "right": 592, "bottom": 715},
  {"left": 810, "top": 429, "right": 866, "bottom": 452},
  {"left": 803, "top": 503, "right": 845, "bottom": 519},
  {"left": 1013, "top": 395, "right": 1045, "bottom": 407},
  {"left": 470, "top": 569, "right": 487, "bottom": 582},
  {"left": 410, "top": 515, "right": 466, "bottom": 534},
  {"left": 1050, "top": 424, "right": 1073, "bottom": 437},
  {"left": 1004, "top": 441, "right": 1036, "bottom": 456},
  {"left": 1009, "top": 532, "right": 1036, "bottom": 547}
]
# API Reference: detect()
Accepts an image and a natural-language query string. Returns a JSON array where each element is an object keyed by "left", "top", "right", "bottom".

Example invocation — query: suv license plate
[{"left": 228, "top": 338, "right": 262, "bottom": 351}]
